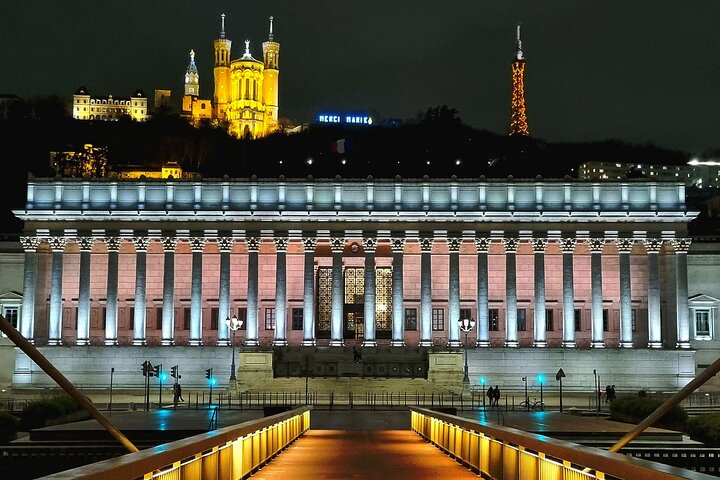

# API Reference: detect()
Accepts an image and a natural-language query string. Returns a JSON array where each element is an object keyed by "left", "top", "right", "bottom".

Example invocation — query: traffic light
[
  {"left": 153, "top": 363, "right": 162, "bottom": 378},
  {"left": 170, "top": 365, "right": 178, "bottom": 379},
  {"left": 205, "top": 368, "right": 213, "bottom": 380},
  {"left": 142, "top": 360, "right": 152, "bottom": 377}
]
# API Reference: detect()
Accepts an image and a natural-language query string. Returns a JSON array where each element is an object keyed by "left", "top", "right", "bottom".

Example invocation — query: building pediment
[{"left": 688, "top": 293, "right": 720, "bottom": 304}]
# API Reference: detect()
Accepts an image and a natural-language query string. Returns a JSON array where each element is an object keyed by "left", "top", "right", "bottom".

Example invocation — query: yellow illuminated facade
[
  {"left": 211, "top": 14, "right": 280, "bottom": 138},
  {"left": 73, "top": 87, "right": 147, "bottom": 122},
  {"left": 509, "top": 24, "right": 530, "bottom": 137}
]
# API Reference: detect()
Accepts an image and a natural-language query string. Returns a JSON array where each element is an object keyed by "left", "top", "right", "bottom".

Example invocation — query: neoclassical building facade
[{"left": 6, "top": 177, "right": 709, "bottom": 390}]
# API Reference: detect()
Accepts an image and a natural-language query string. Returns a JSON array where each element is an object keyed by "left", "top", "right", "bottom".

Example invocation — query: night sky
[{"left": 2, "top": 1, "right": 719, "bottom": 154}]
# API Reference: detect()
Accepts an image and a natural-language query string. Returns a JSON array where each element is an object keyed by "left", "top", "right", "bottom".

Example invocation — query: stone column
[
  {"left": 362, "top": 236, "right": 378, "bottom": 347},
  {"left": 673, "top": 238, "right": 692, "bottom": 349},
  {"left": 447, "top": 236, "right": 462, "bottom": 347},
  {"left": 390, "top": 236, "right": 406, "bottom": 347},
  {"left": 132, "top": 236, "right": 150, "bottom": 346},
  {"left": 560, "top": 237, "right": 577, "bottom": 348},
  {"left": 532, "top": 238, "right": 547, "bottom": 347},
  {"left": 644, "top": 238, "right": 663, "bottom": 348},
  {"left": 245, "top": 235, "right": 261, "bottom": 346},
  {"left": 273, "top": 236, "right": 289, "bottom": 346},
  {"left": 589, "top": 238, "right": 605, "bottom": 348},
  {"left": 475, "top": 237, "right": 491, "bottom": 347},
  {"left": 76, "top": 237, "right": 93, "bottom": 346},
  {"left": 302, "top": 236, "right": 318, "bottom": 346},
  {"left": 617, "top": 238, "right": 634, "bottom": 348},
  {"left": 217, "top": 236, "right": 234, "bottom": 345},
  {"left": 419, "top": 235, "right": 433, "bottom": 347},
  {"left": 161, "top": 236, "right": 178, "bottom": 346},
  {"left": 189, "top": 236, "right": 206, "bottom": 346},
  {"left": 104, "top": 236, "right": 121, "bottom": 345},
  {"left": 48, "top": 236, "right": 67, "bottom": 346},
  {"left": 330, "top": 236, "right": 345, "bottom": 347},
  {"left": 19, "top": 236, "right": 39, "bottom": 343},
  {"left": 503, "top": 238, "right": 519, "bottom": 348}
]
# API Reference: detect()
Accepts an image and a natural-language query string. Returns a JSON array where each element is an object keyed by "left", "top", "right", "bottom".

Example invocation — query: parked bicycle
[{"left": 518, "top": 397, "right": 545, "bottom": 412}]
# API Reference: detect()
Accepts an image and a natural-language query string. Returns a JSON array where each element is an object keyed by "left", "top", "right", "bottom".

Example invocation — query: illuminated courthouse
[{"left": 8, "top": 177, "right": 703, "bottom": 391}]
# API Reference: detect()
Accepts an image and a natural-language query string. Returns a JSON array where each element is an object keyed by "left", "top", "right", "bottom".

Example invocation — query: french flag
[{"left": 331, "top": 138, "right": 347, "bottom": 154}]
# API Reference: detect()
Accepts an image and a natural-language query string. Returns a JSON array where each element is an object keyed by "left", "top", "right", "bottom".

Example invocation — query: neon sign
[{"left": 317, "top": 114, "right": 373, "bottom": 125}]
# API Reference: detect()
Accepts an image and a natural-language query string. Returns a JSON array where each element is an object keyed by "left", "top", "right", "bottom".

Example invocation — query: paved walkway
[{"left": 251, "top": 429, "right": 479, "bottom": 480}]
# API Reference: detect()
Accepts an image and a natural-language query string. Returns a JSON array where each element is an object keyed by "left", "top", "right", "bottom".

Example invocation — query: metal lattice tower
[{"left": 509, "top": 23, "right": 530, "bottom": 136}]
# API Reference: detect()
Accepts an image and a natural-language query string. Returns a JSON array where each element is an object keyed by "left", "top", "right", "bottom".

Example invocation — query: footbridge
[{"left": 34, "top": 406, "right": 715, "bottom": 480}]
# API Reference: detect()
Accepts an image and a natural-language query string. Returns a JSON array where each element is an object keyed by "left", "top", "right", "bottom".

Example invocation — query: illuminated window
[
  {"left": 1, "top": 305, "right": 18, "bottom": 336},
  {"left": 265, "top": 308, "right": 275, "bottom": 330},
  {"left": 432, "top": 308, "right": 444, "bottom": 331},
  {"left": 695, "top": 310, "right": 712, "bottom": 339}
]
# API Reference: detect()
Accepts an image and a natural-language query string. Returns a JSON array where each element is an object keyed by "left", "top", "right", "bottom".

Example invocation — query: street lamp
[
  {"left": 522, "top": 376, "right": 529, "bottom": 411},
  {"left": 479, "top": 376, "right": 487, "bottom": 411},
  {"left": 536, "top": 373, "right": 545, "bottom": 411},
  {"left": 458, "top": 317, "right": 476, "bottom": 385},
  {"left": 226, "top": 315, "right": 243, "bottom": 381}
]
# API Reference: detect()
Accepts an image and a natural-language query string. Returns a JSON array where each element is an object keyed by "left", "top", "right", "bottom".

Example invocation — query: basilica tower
[
  {"left": 213, "top": 13, "right": 232, "bottom": 122},
  {"left": 509, "top": 24, "right": 530, "bottom": 136},
  {"left": 262, "top": 16, "right": 280, "bottom": 135},
  {"left": 184, "top": 49, "right": 200, "bottom": 97}
]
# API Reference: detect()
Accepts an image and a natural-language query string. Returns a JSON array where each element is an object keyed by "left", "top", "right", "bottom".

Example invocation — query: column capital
[
  {"left": 162, "top": 236, "right": 179, "bottom": 251},
  {"left": 274, "top": 236, "right": 290, "bottom": 252},
  {"left": 447, "top": 236, "right": 462, "bottom": 252},
  {"left": 217, "top": 236, "right": 234, "bottom": 252},
  {"left": 362, "top": 236, "right": 377, "bottom": 253},
  {"left": 77, "top": 236, "right": 94, "bottom": 252},
  {"left": 104, "top": 236, "right": 122, "bottom": 252},
  {"left": 616, "top": 238, "right": 635, "bottom": 253},
  {"left": 560, "top": 237, "right": 577, "bottom": 253},
  {"left": 245, "top": 235, "right": 261, "bottom": 252},
  {"left": 419, "top": 235, "right": 433, "bottom": 252},
  {"left": 133, "top": 236, "right": 151, "bottom": 252},
  {"left": 588, "top": 237, "right": 605, "bottom": 253},
  {"left": 502, "top": 237, "right": 519, "bottom": 253},
  {"left": 47, "top": 236, "right": 68, "bottom": 252},
  {"left": 532, "top": 238, "right": 548, "bottom": 253},
  {"left": 672, "top": 238, "right": 692, "bottom": 253},
  {"left": 20, "top": 236, "right": 39, "bottom": 252},
  {"left": 390, "top": 237, "right": 406, "bottom": 253},
  {"left": 475, "top": 236, "right": 491, "bottom": 253},
  {"left": 302, "top": 236, "right": 317, "bottom": 251},
  {"left": 330, "top": 236, "right": 345, "bottom": 253},
  {"left": 643, "top": 238, "right": 664, "bottom": 254}
]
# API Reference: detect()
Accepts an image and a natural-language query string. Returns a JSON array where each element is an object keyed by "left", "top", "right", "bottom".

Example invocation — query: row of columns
[{"left": 18, "top": 234, "right": 692, "bottom": 349}]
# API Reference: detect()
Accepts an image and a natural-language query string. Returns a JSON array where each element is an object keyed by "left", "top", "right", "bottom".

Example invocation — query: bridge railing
[
  {"left": 36, "top": 406, "right": 311, "bottom": 480},
  {"left": 410, "top": 407, "right": 716, "bottom": 480}
]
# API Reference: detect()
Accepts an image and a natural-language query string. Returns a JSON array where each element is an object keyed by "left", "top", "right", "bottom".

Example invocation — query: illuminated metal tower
[{"left": 509, "top": 23, "right": 530, "bottom": 136}]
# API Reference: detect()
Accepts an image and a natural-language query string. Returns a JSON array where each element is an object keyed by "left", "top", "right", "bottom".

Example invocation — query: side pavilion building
[{"left": 8, "top": 176, "right": 702, "bottom": 391}]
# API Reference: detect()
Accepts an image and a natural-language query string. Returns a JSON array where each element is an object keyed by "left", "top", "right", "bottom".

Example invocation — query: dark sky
[{"left": 3, "top": 1, "right": 719, "bottom": 154}]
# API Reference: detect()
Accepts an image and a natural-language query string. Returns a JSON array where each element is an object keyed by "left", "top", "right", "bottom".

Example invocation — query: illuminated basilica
[{"left": 182, "top": 14, "right": 280, "bottom": 138}]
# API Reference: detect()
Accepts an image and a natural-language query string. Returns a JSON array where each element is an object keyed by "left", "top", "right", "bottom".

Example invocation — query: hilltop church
[{"left": 182, "top": 14, "right": 280, "bottom": 139}]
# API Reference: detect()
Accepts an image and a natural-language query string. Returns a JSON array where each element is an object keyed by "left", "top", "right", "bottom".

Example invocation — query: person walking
[
  {"left": 486, "top": 386, "right": 495, "bottom": 408},
  {"left": 493, "top": 385, "right": 501, "bottom": 407}
]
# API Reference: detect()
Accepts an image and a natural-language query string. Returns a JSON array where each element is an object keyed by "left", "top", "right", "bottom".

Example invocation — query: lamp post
[
  {"left": 226, "top": 315, "right": 243, "bottom": 381},
  {"left": 479, "top": 376, "right": 487, "bottom": 411},
  {"left": 536, "top": 373, "right": 545, "bottom": 411},
  {"left": 522, "top": 375, "right": 529, "bottom": 411},
  {"left": 458, "top": 317, "right": 476, "bottom": 386}
]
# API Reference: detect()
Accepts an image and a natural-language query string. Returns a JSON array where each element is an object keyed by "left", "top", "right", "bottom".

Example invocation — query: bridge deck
[{"left": 252, "top": 429, "right": 479, "bottom": 480}]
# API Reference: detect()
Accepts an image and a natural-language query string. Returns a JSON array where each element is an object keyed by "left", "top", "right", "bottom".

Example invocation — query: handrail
[
  {"left": 37, "top": 406, "right": 311, "bottom": 480},
  {"left": 410, "top": 407, "right": 716, "bottom": 480}
]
